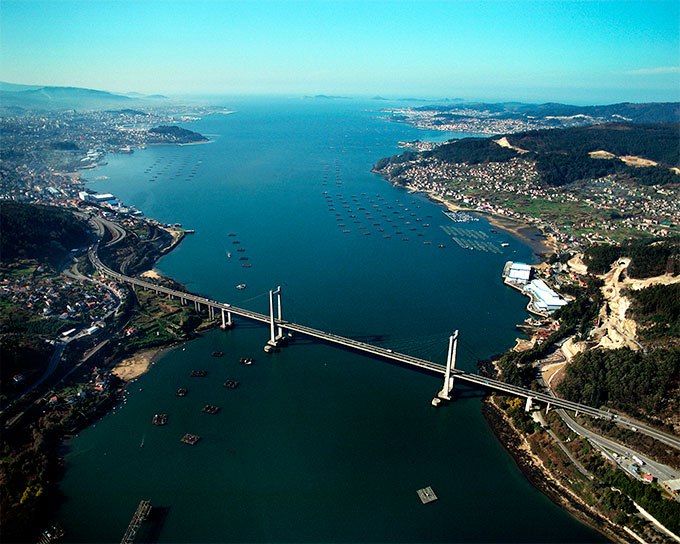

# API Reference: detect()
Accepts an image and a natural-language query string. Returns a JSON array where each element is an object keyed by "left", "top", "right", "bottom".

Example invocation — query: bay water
[{"left": 56, "top": 97, "right": 605, "bottom": 543}]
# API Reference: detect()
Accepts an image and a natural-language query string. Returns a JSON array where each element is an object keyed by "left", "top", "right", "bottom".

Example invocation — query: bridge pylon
[
  {"left": 434, "top": 330, "right": 458, "bottom": 404},
  {"left": 267, "top": 286, "right": 285, "bottom": 347}
]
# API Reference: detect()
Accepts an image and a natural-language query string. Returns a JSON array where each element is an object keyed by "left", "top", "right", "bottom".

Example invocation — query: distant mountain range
[{"left": 0, "top": 82, "right": 167, "bottom": 113}]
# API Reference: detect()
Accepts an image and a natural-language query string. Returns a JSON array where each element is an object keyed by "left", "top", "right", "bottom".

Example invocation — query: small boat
[
  {"left": 227, "top": 252, "right": 232, "bottom": 258},
  {"left": 236, "top": 283, "right": 247, "bottom": 290},
  {"left": 501, "top": 242, "right": 510, "bottom": 247},
  {"left": 152, "top": 413, "right": 168, "bottom": 425}
]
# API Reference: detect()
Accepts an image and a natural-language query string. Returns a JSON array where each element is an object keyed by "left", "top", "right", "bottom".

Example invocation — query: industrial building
[
  {"left": 503, "top": 261, "right": 533, "bottom": 284},
  {"left": 523, "top": 278, "right": 568, "bottom": 313}
]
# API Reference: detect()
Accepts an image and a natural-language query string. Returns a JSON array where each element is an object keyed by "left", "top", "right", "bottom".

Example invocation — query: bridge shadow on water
[
  {"left": 137, "top": 505, "right": 170, "bottom": 543},
  {"left": 449, "top": 383, "right": 488, "bottom": 401}
]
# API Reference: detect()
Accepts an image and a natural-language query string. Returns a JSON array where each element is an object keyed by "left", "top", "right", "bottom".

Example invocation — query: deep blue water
[{"left": 56, "top": 97, "right": 606, "bottom": 543}]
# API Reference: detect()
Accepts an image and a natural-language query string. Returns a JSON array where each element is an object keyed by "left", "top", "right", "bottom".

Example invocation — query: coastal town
[
  {"left": 380, "top": 102, "right": 674, "bottom": 135},
  {"left": 0, "top": 107, "right": 212, "bottom": 205},
  {"left": 373, "top": 152, "right": 680, "bottom": 251}
]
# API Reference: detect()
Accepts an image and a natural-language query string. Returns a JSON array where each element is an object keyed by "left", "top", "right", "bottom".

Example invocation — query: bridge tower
[
  {"left": 267, "top": 286, "right": 285, "bottom": 347},
  {"left": 436, "top": 330, "right": 459, "bottom": 402}
]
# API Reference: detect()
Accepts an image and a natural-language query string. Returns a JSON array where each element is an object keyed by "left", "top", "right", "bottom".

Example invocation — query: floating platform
[
  {"left": 181, "top": 434, "right": 201, "bottom": 445},
  {"left": 152, "top": 413, "right": 168, "bottom": 425},
  {"left": 223, "top": 380, "right": 239, "bottom": 389},
  {"left": 211, "top": 351, "right": 224, "bottom": 358},
  {"left": 176, "top": 388, "right": 188, "bottom": 397},
  {"left": 190, "top": 370, "right": 207, "bottom": 377},
  {"left": 417, "top": 486, "right": 438, "bottom": 504},
  {"left": 202, "top": 404, "right": 221, "bottom": 415}
]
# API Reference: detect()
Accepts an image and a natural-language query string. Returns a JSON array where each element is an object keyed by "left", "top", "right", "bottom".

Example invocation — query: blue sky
[{"left": 1, "top": 0, "right": 678, "bottom": 103}]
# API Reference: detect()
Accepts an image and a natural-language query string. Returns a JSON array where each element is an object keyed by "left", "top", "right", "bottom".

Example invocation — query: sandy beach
[{"left": 111, "top": 347, "right": 169, "bottom": 382}]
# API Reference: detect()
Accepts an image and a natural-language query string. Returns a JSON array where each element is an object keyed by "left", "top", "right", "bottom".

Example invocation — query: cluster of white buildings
[{"left": 503, "top": 261, "right": 568, "bottom": 315}]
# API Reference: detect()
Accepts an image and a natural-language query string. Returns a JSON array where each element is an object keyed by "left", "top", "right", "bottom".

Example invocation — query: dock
[
  {"left": 120, "top": 500, "right": 151, "bottom": 544},
  {"left": 416, "top": 486, "right": 438, "bottom": 504}
]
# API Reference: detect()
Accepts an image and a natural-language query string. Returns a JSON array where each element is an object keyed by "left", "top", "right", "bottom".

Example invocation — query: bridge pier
[
  {"left": 525, "top": 397, "right": 533, "bottom": 412},
  {"left": 221, "top": 308, "right": 233, "bottom": 329},
  {"left": 209, "top": 306, "right": 214, "bottom": 320},
  {"left": 434, "top": 330, "right": 458, "bottom": 404}
]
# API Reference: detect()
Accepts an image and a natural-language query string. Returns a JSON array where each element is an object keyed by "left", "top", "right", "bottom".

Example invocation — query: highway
[
  {"left": 92, "top": 216, "right": 127, "bottom": 247},
  {"left": 559, "top": 409, "right": 680, "bottom": 487},
  {"left": 88, "top": 241, "right": 680, "bottom": 452}
]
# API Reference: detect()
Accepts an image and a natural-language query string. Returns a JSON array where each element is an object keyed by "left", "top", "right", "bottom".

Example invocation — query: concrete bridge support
[
  {"left": 525, "top": 397, "right": 533, "bottom": 412},
  {"left": 437, "top": 330, "right": 459, "bottom": 401},
  {"left": 221, "top": 308, "right": 233, "bottom": 329}
]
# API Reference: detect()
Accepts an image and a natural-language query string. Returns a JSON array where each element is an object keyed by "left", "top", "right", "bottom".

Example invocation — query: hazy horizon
[{"left": 1, "top": 0, "right": 679, "bottom": 105}]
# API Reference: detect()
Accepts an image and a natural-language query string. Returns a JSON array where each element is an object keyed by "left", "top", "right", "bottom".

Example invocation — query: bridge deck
[{"left": 89, "top": 242, "right": 680, "bottom": 451}]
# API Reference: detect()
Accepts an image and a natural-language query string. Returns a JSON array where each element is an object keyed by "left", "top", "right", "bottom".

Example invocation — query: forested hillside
[
  {"left": 583, "top": 237, "right": 680, "bottom": 277},
  {"left": 507, "top": 123, "right": 680, "bottom": 166},
  {"left": 556, "top": 348, "right": 679, "bottom": 424},
  {"left": 374, "top": 122, "right": 680, "bottom": 187},
  {"left": 0, "top": 202, "right": 91, "bottom": 267}
]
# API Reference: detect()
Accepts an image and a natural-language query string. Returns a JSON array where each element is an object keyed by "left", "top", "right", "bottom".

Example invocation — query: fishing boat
[{"left": 236, "top": 283, "right": 247, "bottom": 290}]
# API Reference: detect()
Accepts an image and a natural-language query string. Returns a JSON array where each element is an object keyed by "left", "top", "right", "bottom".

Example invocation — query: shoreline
[
  {"left": 110, "top": 345, "right": 173, "bottom": 382},
  {"left": 481, "top": 395, "right": 631, "bottom": 544},
  {"left": 425, "top": 191, "right": 558, "bottom": 259}
]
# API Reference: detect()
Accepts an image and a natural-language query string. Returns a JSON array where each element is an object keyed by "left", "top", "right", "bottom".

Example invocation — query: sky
[{"left": 1, "top": 0, "right": 679, "bottom": 104}]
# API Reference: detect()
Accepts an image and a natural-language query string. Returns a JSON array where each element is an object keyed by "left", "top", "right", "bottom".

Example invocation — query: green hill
[{"left": 0, "top": 202, "right": 92, "bottom": 268}]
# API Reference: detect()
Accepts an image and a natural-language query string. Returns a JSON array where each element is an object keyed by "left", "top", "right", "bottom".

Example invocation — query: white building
[
  {"left": 506, "top": 262, "right": 532, "bottom": 284},
  {"left": 523, "top": 278, "right": 568, "bottom": 313}
]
